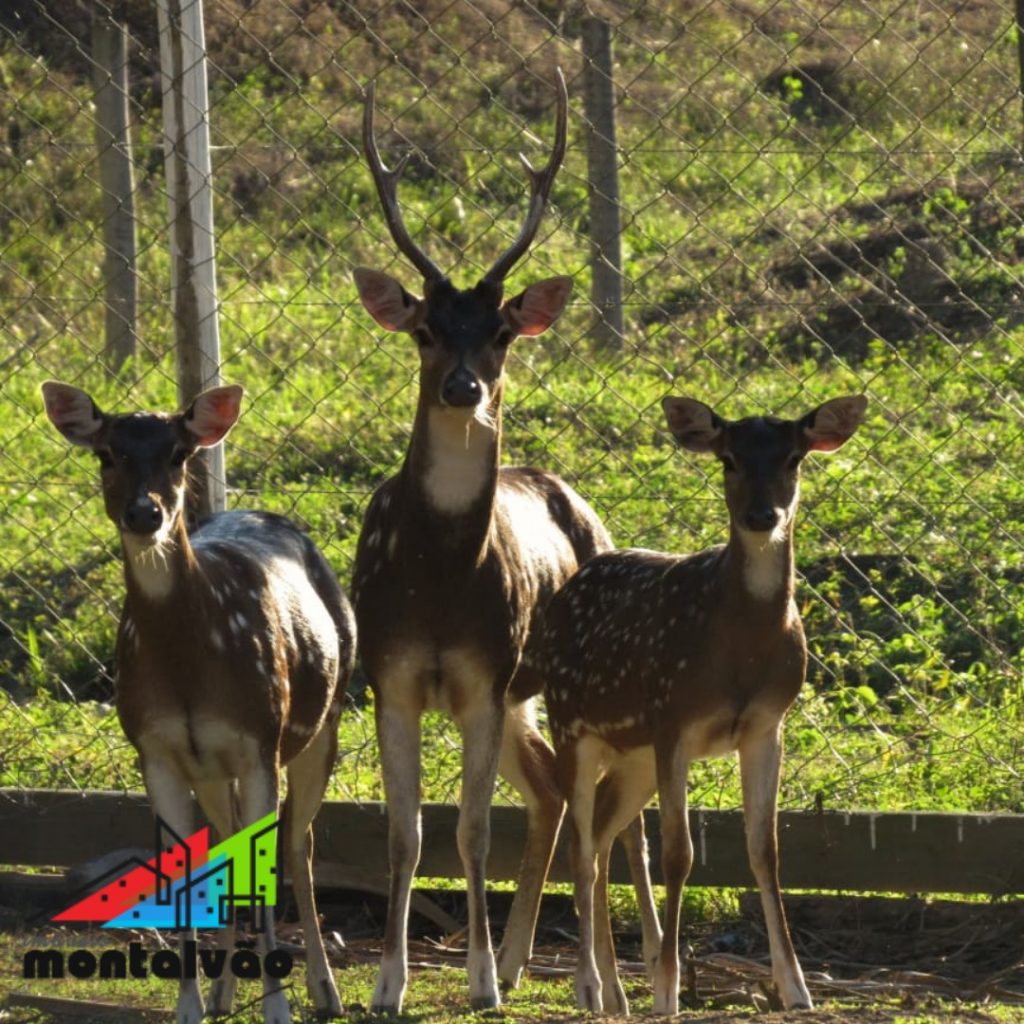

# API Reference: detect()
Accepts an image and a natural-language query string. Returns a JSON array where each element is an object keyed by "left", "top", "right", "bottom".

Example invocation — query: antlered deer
[
  {"left": 350, "top": 72, "right": 658, "bottom": 1012},
  {"left": 42, "top": 382, "right": 355, "bottom": 1024},
  {"left": 538, "top": 393, "right": 867, "bottom": 1014}
]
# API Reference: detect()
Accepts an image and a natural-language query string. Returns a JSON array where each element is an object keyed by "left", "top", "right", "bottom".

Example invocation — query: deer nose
[
  {"left": 123, "top": 496, "right": 163, "bottom": 535},
  {"left": 745, "top": 506, "right": 779, "bottom": 532},
  {"left": 441, "top": 368, "right": 482, "bottom": 408}
]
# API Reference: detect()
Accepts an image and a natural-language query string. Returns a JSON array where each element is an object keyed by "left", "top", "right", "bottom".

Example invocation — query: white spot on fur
[{"left": 289, "top": 718, "right": 317, "bottom": 738}]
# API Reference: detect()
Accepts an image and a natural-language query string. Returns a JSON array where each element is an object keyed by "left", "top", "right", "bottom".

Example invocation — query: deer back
[{"left": 117, "top": 511, "right": 354, "bottom": 766}]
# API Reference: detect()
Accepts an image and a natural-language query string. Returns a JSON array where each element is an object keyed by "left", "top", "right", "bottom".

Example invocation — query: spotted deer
[
  {"left": 350, "top": 73, "right": 658, "bottom": 1012},
  {"left": 538, "top": 393, "right": 868, "bottom": 1015},
  {"left": 42, "top": 381, "right": 356, "bottom": 1024}
]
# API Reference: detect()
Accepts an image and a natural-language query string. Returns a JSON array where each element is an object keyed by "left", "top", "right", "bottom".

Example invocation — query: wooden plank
[
  {"left": 2, "top": 790, "right": 1023, "bottom": 895},
  {"left": 7, "top": 992, "right": 172, "bottom": 1021}
]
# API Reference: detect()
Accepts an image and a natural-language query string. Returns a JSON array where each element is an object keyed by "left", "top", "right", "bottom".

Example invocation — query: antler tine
[
  {"left": 481, "top": 68, "right": 569, "bottom": 287},
  {"left": 363, "top": 80, "right": 446, "bottom": 284}
]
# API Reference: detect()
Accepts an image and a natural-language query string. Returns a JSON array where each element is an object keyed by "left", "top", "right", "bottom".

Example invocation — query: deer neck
[
  {"left": 121, "top": 514, "right": 197, "bottom": 606},
  {"left": 404, "top": 394, "right": 502, "bottom": 544},
  {"left": 725, "top": 517, "right": 795, "bottom": 606}
]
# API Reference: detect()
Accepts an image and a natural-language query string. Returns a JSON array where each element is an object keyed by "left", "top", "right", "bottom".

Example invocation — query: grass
[
  {"left": 0, "top": 925, "right": 1020, "bottom": 1024},
  {"left": 1, "top": 3, "right": 1023, "bottom": 818}
]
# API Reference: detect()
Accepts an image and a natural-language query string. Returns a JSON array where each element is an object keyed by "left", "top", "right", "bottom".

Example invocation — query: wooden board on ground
[
  {"left": 6, "top": 992, "right": 173, "bottom": 1020},
  {"left": 1, "top": 790, "right": 1023, "bottom": 895}
]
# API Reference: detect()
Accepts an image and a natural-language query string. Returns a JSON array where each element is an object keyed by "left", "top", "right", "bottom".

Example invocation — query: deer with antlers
[
  {"left": 350, "top": 72, "right": 660, "bottom": 1012},
  {"left": 537, "top": 393, "right": 867, "bottom": 1015},
  {"left": 42, "top": 382, "right": 355, "bottom": 1024}
]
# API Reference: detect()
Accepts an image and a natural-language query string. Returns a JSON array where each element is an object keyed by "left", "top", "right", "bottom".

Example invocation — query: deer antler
[
  {"left": 481, "top": 68, "right": 569, "bottom": 286},
  {"left": 363, "top": 81, "right": 446, "bottom": 284}
]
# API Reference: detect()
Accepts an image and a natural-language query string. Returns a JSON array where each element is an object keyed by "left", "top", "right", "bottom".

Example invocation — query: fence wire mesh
[{"left": 1, "top": 0, "right": 1023, "bottom": 822}]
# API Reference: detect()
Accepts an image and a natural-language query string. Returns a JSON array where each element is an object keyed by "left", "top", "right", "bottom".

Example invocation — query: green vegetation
[
  {"left": 1, "top": 1, "right": 1022, "bottom": 821},
  {"left": 1, "top": 926, "right": 1019, "bottom": 1024}
]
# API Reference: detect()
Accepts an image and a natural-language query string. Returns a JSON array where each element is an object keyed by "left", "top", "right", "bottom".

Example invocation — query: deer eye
[
  {"left": 170, "top": 447, "right": 189, "bottom": 468},
  {"left": 413, "top": 327, "right": 434, "bottom": 348},
  {"left": 720, "top": 453, "right": 737, "bottom": 472},
  {"left": 787, "top": 452, "right": 802, "bottom": 471},
  {"left": 96, "top": 449, "right": 115, "bottom": 469},
  {"left": 494, "top": 327, "right": 514, "bottom": 348}
]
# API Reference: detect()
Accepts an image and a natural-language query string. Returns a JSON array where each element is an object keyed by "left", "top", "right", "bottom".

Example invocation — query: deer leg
[
  {"left": 193, "top": 780, "right": 239, "bottom": 1017},
  {"left": 284, "top": 718, "right": 343, "bottom": 1019},
  {"left": 592, "top": 751, "right": 658, "bottom": 1015},
  {"left": 618, "top": 815, "right": 662, "bottom": 983},
  {"left": 141, "top": 758, "right": 204, "bottom": 1024},
  {"left": 495, "top": 698, "right": 564, "bottom": 990},
  {"left": 564, "top": 736, "right": 603, "bottom": 1012},
  {"left": 455, "top": 694, "right": 504, "bottom": 1009},
  {"left": 591, "top": 843, "right": 626, "bottom": 1015},
  {"left": 653, "top": 740, "right": 692, "bottom": 1016},
  {"left": 237, "top": 764, "right": 291, "bottom": 1024},
  {"left": 739, "top": 725, "right": 812, "bottom": 1010},
  {"left": 371, "top": 698, "right": 422, "bottom": 1015}
]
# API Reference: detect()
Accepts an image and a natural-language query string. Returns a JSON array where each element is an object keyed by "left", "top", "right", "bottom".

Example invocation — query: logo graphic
[
  {"left": 53, "top": 813, "right": 279, "bottom": 930},
  {"left": 24, "top": 815, "right": 293, "bottom": 982}
]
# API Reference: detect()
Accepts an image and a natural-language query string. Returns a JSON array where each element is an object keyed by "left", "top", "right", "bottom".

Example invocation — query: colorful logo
[{"left": 53, "top": 813, "right": 279, "bottom": 931}]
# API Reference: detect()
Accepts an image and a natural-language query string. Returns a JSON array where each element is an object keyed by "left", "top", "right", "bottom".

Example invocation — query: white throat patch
[
  {"left": 422, "top": 405, "right": 496, "bottom": 514},
  {"left": 737, "top": 518, "right": 790, "bottom": 601},
  {"left": 122, "top": 530, "right": 176, "bottom": 600}
]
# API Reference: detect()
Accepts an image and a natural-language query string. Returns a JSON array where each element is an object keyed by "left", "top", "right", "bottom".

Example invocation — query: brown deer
[
  {"left": 538, "top": 393, "right": 868, "bottom": 1015},
  {"left": 350, "top": 72, "right": 658, "bottom": 1012},
  {"left": 42, "top": 381, "right": 355, "bottom": 1024}
]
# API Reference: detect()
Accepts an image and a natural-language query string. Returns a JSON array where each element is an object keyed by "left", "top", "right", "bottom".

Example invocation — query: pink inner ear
[
  {"left": 508, "top": 278, "right": 571, "bottom": 336},
  {"left": 207, "top": 392, "right": 238, "bottom": 420},
  {"left": 517, "top": 315, "right": 554, "bottom": 337},
  {"left": 189, "top": 388, "right": 242, "bottom": 446},
  {"left": 48, "top": 393, "right": 76, "bottom": 419},
  {"left": 355, "top": 270, "right": 418, "bottom": 332},
  {"left": 45, "top": 388, "right": 87, "bottom": 425},
  {"left": 43, "top": 386, "right": 100, "bottom": 441},
  {"left": 666, "top": 407, "right": 697, "bottom": 433},
  {"left": 806, "top": 434, "right": 846, "bottom": 452}
]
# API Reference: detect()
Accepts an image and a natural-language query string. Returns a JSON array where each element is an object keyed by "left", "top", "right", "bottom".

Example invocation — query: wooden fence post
[
  {"left": 1017, "top": 0, "right": 1024, "bottom": 143},
  {"left": 92, "top": 9, "right": 137, "bottom": 374},
  {"left": 156, "top": 0, "right": 225, "bottom": 516},
  {"left": 581, "top": 15, "right": 624, "bottom": 349}
]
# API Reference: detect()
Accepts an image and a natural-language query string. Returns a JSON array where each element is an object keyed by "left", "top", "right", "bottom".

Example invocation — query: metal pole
[
  {"left": 1017, "top": 0, "right": 1024, "bottom": 146},
  {"left": 157, "top": 0, "right": 225, "bottom": 517},
  {"left": 582, "top": 15, "right": 624, "bottom": 349},
  {"left": 92, "top": 10, "right": 137, "bottom": 374}
]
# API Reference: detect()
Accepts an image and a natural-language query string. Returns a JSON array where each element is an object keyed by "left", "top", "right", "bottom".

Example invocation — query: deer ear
[
  {"left": 662, "top": 396, "right": 723, "bottom": 453},
  {"left": 183, "top": 385, "right": 243, "bottom": 447},
  {"left": 801, "top": 394, "right": 868, "bottom": 452},
  {"left": 41, "top": 381, "right": 106, "bottom": 447},
  {"left": 353, "top": 267, "right": 423, "bottom": 332},
  {"left": 502, "top": 276, "right": 572, "bottom": 337}
]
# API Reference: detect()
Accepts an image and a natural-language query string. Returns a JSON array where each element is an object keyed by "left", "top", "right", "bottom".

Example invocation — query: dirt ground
[{"left": 2, "top": 889, "right": 1022, "bottom": 1022}]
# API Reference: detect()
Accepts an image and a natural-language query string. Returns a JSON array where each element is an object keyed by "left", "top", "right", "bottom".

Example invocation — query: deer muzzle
[
  {"left": 441, "top": 367, "right": 483, "bottom": 409},
  {"left": 122, "top": 495, "right": 164, "bottom": 536}
]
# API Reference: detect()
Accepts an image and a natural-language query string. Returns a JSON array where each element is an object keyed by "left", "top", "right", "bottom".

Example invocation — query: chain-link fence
[{"left": 1, "top": 0, "right": 1022, "bottom": 824}]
